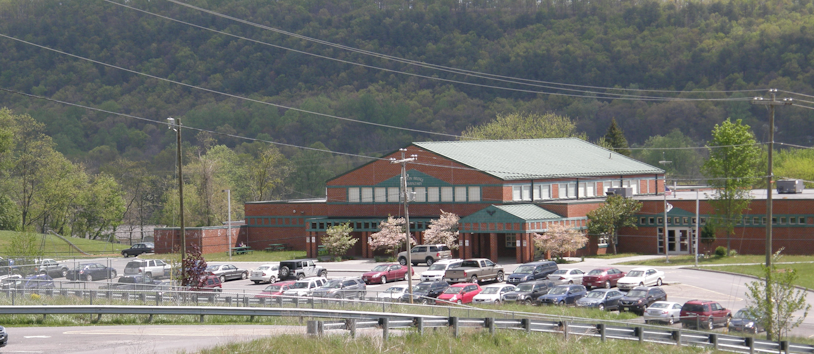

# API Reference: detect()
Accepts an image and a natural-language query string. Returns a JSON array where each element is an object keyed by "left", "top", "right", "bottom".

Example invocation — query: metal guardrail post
[
  {"left": 277, "top": 296, "right": 283, "bottom": 307},
  {"left": 521, "top": 318, "right": 530, "bottom": 333},
  {"left": 415, "top": 317, "right": 424, "bottom": 335},
  {"left": 226, "top": 296, "right": 232, "bottom": 306},
  {"left": 122, "top": 292, "right": 129, "bottom": 301},
  {"left": 561, "top": 321, "right": 569, "bottom": 339},
  {"left": 745, "top": 337, "right": 754, "bottom": 354},
  {"left": 259, "top": 298, "right": 265, "bottom": 306},
  {"left": 243, "top": 297, "right": 249, "bottom": 307},
  {"left": 709, "top": 333, "right": 718, "bottom": 350},
  {"left": 310, "top": 298, "right": 315, "bottom": 309},
  {"left": 635, "top": 326, "right": 643, "bottom": 343},
  {"left": 156, "top": 294, "right": 162, "bottom": 305},
  {"left": 487, "top": 318, "right": 495, "bottom": 335},
  {"left": 450, "top": 317, "right": 459, "bottom": 337},
  {"left": 380, "top": 318, "right": 389, "bottom": 341},
  {"left": 199, "top": 314, "right": 204, "bottom": 323},
  {"left": 597, "top": 324, "right": 606, "bottom": 342},
  {"left": 147, "top": 314, "right": 153, "bottom": 323},
  {"left": 318, "top": 321, "right": 324, "bottom": 336},
  {"left": 307, "top": 320, "right": 318, "bottom": 336},
  {"left": 139, "top": 293, "right": 146, "bottom": 302},
  {"left": 89, "top": 291, "right": 96, "bottom": 305},
  {"left": 780, "top": 341, "right": 789, "bottom": 354},
  {"left": 347, "top": 318, "right": 356, "bottom": 338},
  {"left": 672, "top": 330, "right": 681, "bottom": 346}
]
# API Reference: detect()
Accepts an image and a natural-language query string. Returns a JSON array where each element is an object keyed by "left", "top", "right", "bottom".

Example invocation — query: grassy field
[
  {"left": 617, "top": 254, "right": 814, "bottom": 267},
  {"left": 700, "top": 263, "right": 814, "bottom": 289},
  {"left": 142, "top": 250, "right": 307, "bottom": 263},
  {"left": 583, "top": 253, "right": 643, "bottom": 260},
  {"left": 0, "top": 230, "right": 128, "bottom": 258},
  {"left": 194, "top": 330, "right": 718, "bottom": 354}
]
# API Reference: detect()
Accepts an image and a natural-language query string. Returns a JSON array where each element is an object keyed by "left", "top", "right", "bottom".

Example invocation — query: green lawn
[
  {"left": 617, "top": 254, "right": 814, "bottom": 267},
  {"left": 0, "top": 230, "right": 128, "bottom": 258},
  {"left": 142, "top": 250, "right": 307, "bottom": 263},
  {"left": 701, "top": 263, "right": 814, "bottom": 290},
  {"left": 196, "top": 330, "right": 716, "bottom": 354},
  {"left": 583, "top": 253, "right": 643, "bottom": 260}
]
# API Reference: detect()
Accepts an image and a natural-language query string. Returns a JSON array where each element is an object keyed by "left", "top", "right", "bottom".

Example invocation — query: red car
[
  {"left": 582, "top": 267, "right": 626, "bottom": 289},
  {"left": 254, "top": 280, "right": 297, "bottom": 299},
  {"left": 362, "top": 263, "right": 414, "bottom": 284},
  {"left": 436, "top": 283, "right": 482, "bottom": 304},
  {"left": 680, "top": 300, "right": 732, "bottom": 330},
  {"left": 188, "top": 275, "right": 223, "bottom": 292}
]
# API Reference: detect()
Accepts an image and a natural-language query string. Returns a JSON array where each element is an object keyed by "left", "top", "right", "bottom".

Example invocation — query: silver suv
[
  {"left": 312, "top": 277, "right": 367, "bottom": 299},
  {"left": 397, "top": 244, "right": 452, "bottom": 266},
  {"left": 123, "top": 259, "right": 172, "bottom": 281}
]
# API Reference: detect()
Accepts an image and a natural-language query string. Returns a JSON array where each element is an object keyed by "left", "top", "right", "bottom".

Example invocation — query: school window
[
  {"left": 640, "top": 217, "right": 647, "bottom": 224},
  {"left": 455, "top": 186, "right": 467, "bottom": 202},
  {"left": 361, "top": 188, "right": 373, "bottom": 202},
  {"left": 780, "top": 217, "right": 786, "bottom": 224},
  {"left": 441, "top": 187, "right": 454, "bottom": 202},
  {"left": 789, "top": 217, "right": 797, "bottom": 224},
  {"left": 623, "top": 180, "right": 638, "bottom": 195},
  {"left": 348, "top": 188, "right": 360, "bottom": 203},
  {"left": 597, "top": 233, "right": 609, "bottom": 246},
  {"left": 468, "top": 187, "right": 481, "bottom": 202},
  {"left": 657, "top": 217, "right": 664, "bottom": 224},
  {"left": 427, "top": 187, "right": 439, "bottom": 202},
  {"left": 761, "top": 217, "right": 767, "bottom": 225},
  {"left": 534, "top": 184, "right": 551, "bottom": 200},
  {"left": 512, "top": 185, "right": 531, "bottom": 201},
  {"left": 374, "top": 187, "right": 387, "bottom": 202},
  {"left": 744, "top": 217, "right": 750, "bottom": 225},
  {"left": 387, "top": 187, "right": 400, "bottom": 202},
  {"left": 505, "top": 234, "right": 516, "bottom": 248},
  {"left": 580, "top": 182, "right": 595, "bottom": 198},
  {"left": 649, "top": 217, "right": 655, "bottom": 225},
  {"left": 414, "top": 187, "right": 426, "bottom": 202},
  {"left": 753, "top": 217, "right": 759, "bottom": 225}
]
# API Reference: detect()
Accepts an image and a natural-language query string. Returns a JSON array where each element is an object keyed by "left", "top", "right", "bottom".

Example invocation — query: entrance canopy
[{"left": 459, "top": 204, "right": 569, "bottom": 233}]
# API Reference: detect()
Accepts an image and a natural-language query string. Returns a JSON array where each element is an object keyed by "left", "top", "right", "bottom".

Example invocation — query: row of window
[
  {"left": 640, "top": 216, "right": 809, "bottom": 226},
  {"left": 348, "top": 186, "right": 481, "bottom": 203},
  {"left": 511, "top": 180, "right": 641, "bottom": 201}
]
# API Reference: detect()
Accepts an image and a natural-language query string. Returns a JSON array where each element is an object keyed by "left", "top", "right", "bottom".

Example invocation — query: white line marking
[{"left": 23, "top": 336, "right": 50, "bottom": 338}]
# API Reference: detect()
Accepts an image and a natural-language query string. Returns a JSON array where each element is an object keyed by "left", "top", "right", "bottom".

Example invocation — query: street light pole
[
  {"left": 659, "top": 155, "right": 672, "bottom": 263},
  {"left": 391, "top": 148, "right": 417, "bottom": 304},
  {"left": 223, "top": 189, "right": 232, "bottom": 260},
  {"left": 168, "top": 117, "right": 186, "bottom": 284}
]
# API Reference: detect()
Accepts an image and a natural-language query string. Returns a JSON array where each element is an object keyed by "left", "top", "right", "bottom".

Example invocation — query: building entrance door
[{"left": 659, "top": 228, "right": 690, "bottom": 255}]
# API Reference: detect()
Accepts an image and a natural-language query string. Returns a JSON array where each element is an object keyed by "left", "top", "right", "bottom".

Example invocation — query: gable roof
[
  {"left": 461, "top": 204, "right": 563, "bottom": 224},
  {"left": 414, "top": 138, "right": 663, "bottom": 180}
]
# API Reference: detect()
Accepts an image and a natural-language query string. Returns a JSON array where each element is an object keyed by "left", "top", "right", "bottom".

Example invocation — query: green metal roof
[
  {"left": 414, "top": 138, "right": 663, "bottom": 180},
  {"left": 461, "top": 204, "right": 563, "bottom": 224}
]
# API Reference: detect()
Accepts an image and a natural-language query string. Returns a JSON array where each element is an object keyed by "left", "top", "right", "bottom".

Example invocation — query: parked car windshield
[
  {"left": 516, "top": 283, "right": 534, "bottom": 292},
  {"left": 683, "top": 304, "right": 708, "bottom": 312},
  {"left": 734, "top": 310, "right": 750, "bottom": 319},
  {"left": 587, "top": 269, "right": 606, "bottom": 275},
  {"left": 323, "top": 280, "right": 343, "bottom": 288},
  {"left": 414, "top": 284, "right": 432, "bottom": 292},
  {"left": 263, "top": 285, "right": 285, "bottom": 292},
  {"left": 551, "top": 269, "right": 568, "bottom": 275},
  {"left": 292, "top": 282, "right": 310, "bottom": 289},
  {"left": 205, "top": 265, "right": 219, "bottom": 271},
  {"left": 428, "top": 263, "right": 450, "bottom": 271},
  {"left": 514, "top": 265, "right": 535, "bottom": 274},
  {"left": 371, "top": 265, "right": 389, "bottom": 272},
  {"left": 480, "top": 287, "right": 501, "bottom": 295},
  {"left": 257, "top": 265, "right": 272, "bottom": 271},
  {"left": 443, "top": 287, "right": 463, "bottom": 294},
  {"left": 585, "top": 291, "right": 606, "bottom": 299},
  {"left": 548, "top": 287, "right": 568, "bottom": 295},
  {"left": 649, "top": 302, "right": 670, "bottom": 309},
  {"left": 627, "top": 270, "right": 644, "bottom": 277},
  {"left": 627, "top": 289, "right": 647, "bottom": 297},
  {"left": 384, "top": 286, "right": 405, "bottom": 293}
]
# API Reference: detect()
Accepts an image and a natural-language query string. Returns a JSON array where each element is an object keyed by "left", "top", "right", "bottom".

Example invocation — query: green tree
[
  {"left": 699, "top": 222, "right": 716, "bottom": 255},
  {"left": 744, "top": 250, "right": 810, "bottom": 340},
  {"left": 461, "top": 112, "right": 587, "bottom": 140},
  {"left": 603, "top": 118, "right": 631, "bottom": 156},
  {"left": 245, "top": 144, "right": 291, "bottom": 201},
  {"left": 321, "top": 223, "right": 357, "bottom": 260},
  {"left": 73, "top": 173, "right": 126, "bottom": 240},
  {"left": 586, "top": 195, "right": 642, "bottom": 255},
  {"left": 288, "top": 142, "right": 335, "bottom": 198},
  {"left": 633, "top": 129, "right": 705, "bottom": 179},
  {"left": 701, "top": 118, "right": 761, "bottom": 255}
]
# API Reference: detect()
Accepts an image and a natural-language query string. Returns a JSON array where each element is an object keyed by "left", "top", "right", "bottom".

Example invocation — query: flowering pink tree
[
  {"left": 533, "top": 223, "right": 588, "bottom": 259},
  {"left": 423, "top": 210, "right": 460, "bottom": 250},
  {"left": 369, "top": 216, "right": 414, "bottom": 256},
  {"left": 321, "top": 223, "right": 357, "bottom": 259}
]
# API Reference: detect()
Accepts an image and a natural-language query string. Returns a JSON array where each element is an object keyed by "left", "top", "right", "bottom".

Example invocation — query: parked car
[
  {"left": 250, "top": 263, "right": 280, "bottom": 284},
  {"left": 729, "top": 309, "right": 764, "bottom": 334},
  {"left": 401, "top": 280, "right": 450, "bottom": 304},
  {"left": 420, "top": 259, "right": 463, "bottom": 282},
  {"left": 618, "top": 286, "right": 668, "bottom": 315},
  {"left": 502, "top": 280, "right": 555, "bottom": 305},
  {"left": 582, "top": 267, "right": 626, "bottom": 289},
  {"left": 536, "top": 284, "right": 587, "bottom": 306},
  {"left": 100, "top": 275, "right": 159, "bottom": 290},
  {"left": 0, "top": 325, "right": 7, "bottom": 347},
  {"left": 616, "top": 267, "right": 665, "bottom": 291},
  {"left": 377, "top": 285, "right": 409, "bottom": 301},
  {"left": 680, "top": 300, "right": 732, "bottom": 330},
  {"left": 0, "top": 275, "right": 22, "bottom": 290},
  {"left": 66, "top": 263, "right": 117, "bottom": 281},
  {"left": 121, "top": 242, "right": 155, "bottom": 257},
  {"left": 35, "top": 259, "right": 69, "bottom": 278},
  {"left": 473, "top": 284, "right": 517, "bottom": 305},
  {"left": 123, "top": 259, "right": 172, "bottom": 280},
  {"left": 575, "top": 289, "right": 626, "bottom": 311},
  {"left": 436, "top": 283, "right": 482, "bottom": 305},
  {"left": 277, "top": 259, "right": 327, "bottom": 280},
  {"left": 206, "top": 264, "right": 248, "bottom": 283},
  {"left": 1, "top": 274, "right": 54, "bottom": 290},
  {"left": 397, "top": 244, "right": 452, "bottom": 266},
  {"left": 0, "top": 258, "right": 35, "bottom": 276},
  {"left": 254, "top": 280, "right": 296, "bottom": 299},
  {"left": 283, "top": 277, "right": 329, "bottom": 297},
  {"left": 185, "top": 275, "right": 223, "bottom": 293},
  {"left": 547, "top": 268, "right": 585, "bottom": 285},
  {"left": 444, "top": 258, "right": 504, "bottom": 284},
  {"left": 506, "top": 261, "right": 558, "bottom": 285},
  {"left": 643, "top": 301, "right": 684, "bottom": 325},
  {"left": 312, "top": 277, "right": 367, "bottom": 299},
  {"left": 362, "top": 263, "right": 413, "bottom": 284}
]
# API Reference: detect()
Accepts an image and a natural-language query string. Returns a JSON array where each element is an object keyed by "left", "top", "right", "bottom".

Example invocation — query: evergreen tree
[{"left": 604, "top": 119, "right": 631, "bottom": 156}]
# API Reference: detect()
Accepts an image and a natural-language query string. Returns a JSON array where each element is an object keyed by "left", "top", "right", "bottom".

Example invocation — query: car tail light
[
  {"left": 436, "top": 252, "right": 440, "bottom": 257},
  {"left": 262, "top": 272, "right": 267, "bottom": 276},
  {"left": 662, "top": 311, "right": 669, "bottom": 314},
  {"left": 558, "top": 277, "right": 566, "bottom": 280}
]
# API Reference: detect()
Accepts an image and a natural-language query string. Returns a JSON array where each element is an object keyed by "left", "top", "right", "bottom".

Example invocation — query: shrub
[
  {"left": 729, "top": 249, "right": 738, "bottom": 257},
  {"left": 715, "top": 246, "right": 727, "bottom": 257}
]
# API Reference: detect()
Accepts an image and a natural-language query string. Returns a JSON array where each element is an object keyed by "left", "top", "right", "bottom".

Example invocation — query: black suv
[
  {"left": 121, "top": 242, "right": 155, "bottom": 257},
  {"left": 502, "top": 280, "right": 555, "bottom": 305},
  {"left": 401, "top": 280, "right": 450, "bottom": 304},
  {"left": 506, "top": 261, "right": 558, "bottom": 285},
  {"left": 618, "top": 286, "right": 667, "bottom": 315}
]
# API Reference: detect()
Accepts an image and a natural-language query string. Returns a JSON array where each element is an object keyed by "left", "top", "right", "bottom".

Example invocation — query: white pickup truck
[{"left": 444, "top": 258, "right": 504, "bottom": 284}]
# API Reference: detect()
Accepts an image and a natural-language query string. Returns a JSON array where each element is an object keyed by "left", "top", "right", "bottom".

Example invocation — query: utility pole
[
  {"left": 751, "top": 89, "right": 792, "bottom": 340},
  {"left": 659, "top": 154, "right": 671, "bottom": 263},
  {"left": 223, "top": 189, "right": 232, "bottom": 260},
  {"left": 391, "top": 148, "right": 417, "bottom": 304},
  {"left": 168, "top": 118, "right": 186, "bottom": 285}
]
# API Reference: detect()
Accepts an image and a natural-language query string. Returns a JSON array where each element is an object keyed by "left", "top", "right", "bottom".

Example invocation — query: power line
[
  {"left": 0, "top": 33, "right": 463, "bottom": 140},
  {"left": 164, "top": 0, "right": 767, "bottom": 97}
]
